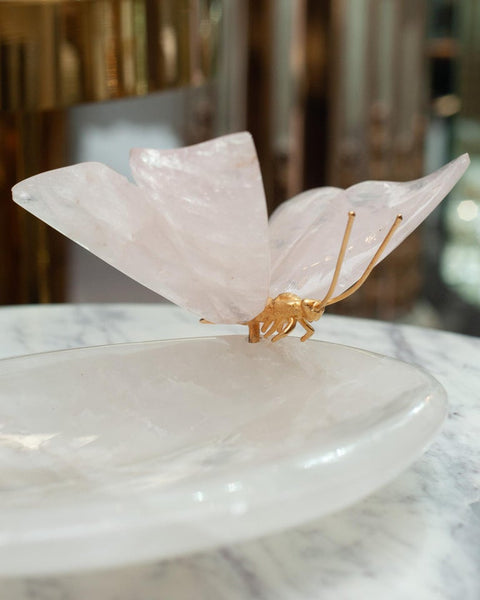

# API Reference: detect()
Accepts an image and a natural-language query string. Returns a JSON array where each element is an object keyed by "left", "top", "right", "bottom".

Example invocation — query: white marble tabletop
[{"left": 0, "top": 303, "right": 478, "bottom": 600}]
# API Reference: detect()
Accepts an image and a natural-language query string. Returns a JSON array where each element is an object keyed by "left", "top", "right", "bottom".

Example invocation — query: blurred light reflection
[{"left": 303, "top": 446, "right": 349, "bottom": 470}]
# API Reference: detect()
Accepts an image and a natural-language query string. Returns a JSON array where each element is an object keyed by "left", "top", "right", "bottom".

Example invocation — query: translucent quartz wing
[
  {"left": 12, "top": 133, "right": 270, "bottom": 323},
  {"left": 128, "top": 133, "right": 270, "bottom": 322},
  {"left": 269, "top": 154, "right": 470, "bottom": 300}
]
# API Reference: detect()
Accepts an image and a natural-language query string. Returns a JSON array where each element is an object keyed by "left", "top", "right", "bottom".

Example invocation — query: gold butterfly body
[
  {"left": 203, "top": 211, "right": 403, "bottom": 343},
  {"left": 245, "top": 293, "right": 324, "bottom": 343}
]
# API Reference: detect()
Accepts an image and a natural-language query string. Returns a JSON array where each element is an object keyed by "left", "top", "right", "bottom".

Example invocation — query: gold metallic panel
[
  {"left": 0, "top": 0, "right": 220, "bottom": 111},
  {"left": 0, "top": 110, "right": 66, "bottom": 303},
  {"left": 0, "top": 0, "right": 221, "bottom": 304}
]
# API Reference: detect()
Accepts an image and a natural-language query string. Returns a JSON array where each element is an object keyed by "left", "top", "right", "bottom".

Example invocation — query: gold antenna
[
  {"left": 320, "top": 211, "right": 356, "bottom": 304},
  {"left": 326, "top": 213, "right": 403, "bottom": 306}
]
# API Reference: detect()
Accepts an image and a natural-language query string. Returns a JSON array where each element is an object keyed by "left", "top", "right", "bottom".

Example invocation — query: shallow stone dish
[{"left": 0, "top": 336, "right": 446, "bottom": 576}]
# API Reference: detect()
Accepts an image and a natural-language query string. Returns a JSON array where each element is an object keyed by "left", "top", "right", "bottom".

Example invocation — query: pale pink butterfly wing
[
  {"left": 12, "top": 132, "right": 270, "bottom": 324},
  {"left": 269, "top": 154, "right": 470, "bottom": 301}
]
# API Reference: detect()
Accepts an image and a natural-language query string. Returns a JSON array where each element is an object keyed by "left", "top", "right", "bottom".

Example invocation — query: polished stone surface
[
  {"left": 0, "top": 304, "right": 479, "bottom": 599},
  {"left": 0, "top": 335, "right": 445, "bottom": 576}
]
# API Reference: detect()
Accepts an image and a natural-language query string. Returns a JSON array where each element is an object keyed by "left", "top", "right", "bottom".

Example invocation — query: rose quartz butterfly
[{"left": 12, "top": 132, "right": 469, "bottom": 342}]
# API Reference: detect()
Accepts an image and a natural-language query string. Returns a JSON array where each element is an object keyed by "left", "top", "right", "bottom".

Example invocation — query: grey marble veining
[{"left": 0, "top": 304, "right": 479, "bottom": 600}]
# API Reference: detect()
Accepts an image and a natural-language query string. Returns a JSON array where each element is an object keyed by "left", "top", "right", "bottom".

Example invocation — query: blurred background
[{"left": 0, "top": 0, "right": 479, "bottom": 334}]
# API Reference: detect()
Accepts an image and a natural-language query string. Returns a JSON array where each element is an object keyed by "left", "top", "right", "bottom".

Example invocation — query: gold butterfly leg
[
  {"left": 248, "top": 321, "right": 261, "bottom": 343},
  {"left": 262, "top": 320, "right": 278, "bottom": 338},
  {"left": 271, "top": 317, "right": 296, "bottom": 342},
  {"left": 299, "top": 318, "right": 314, "bottom": 342}
]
